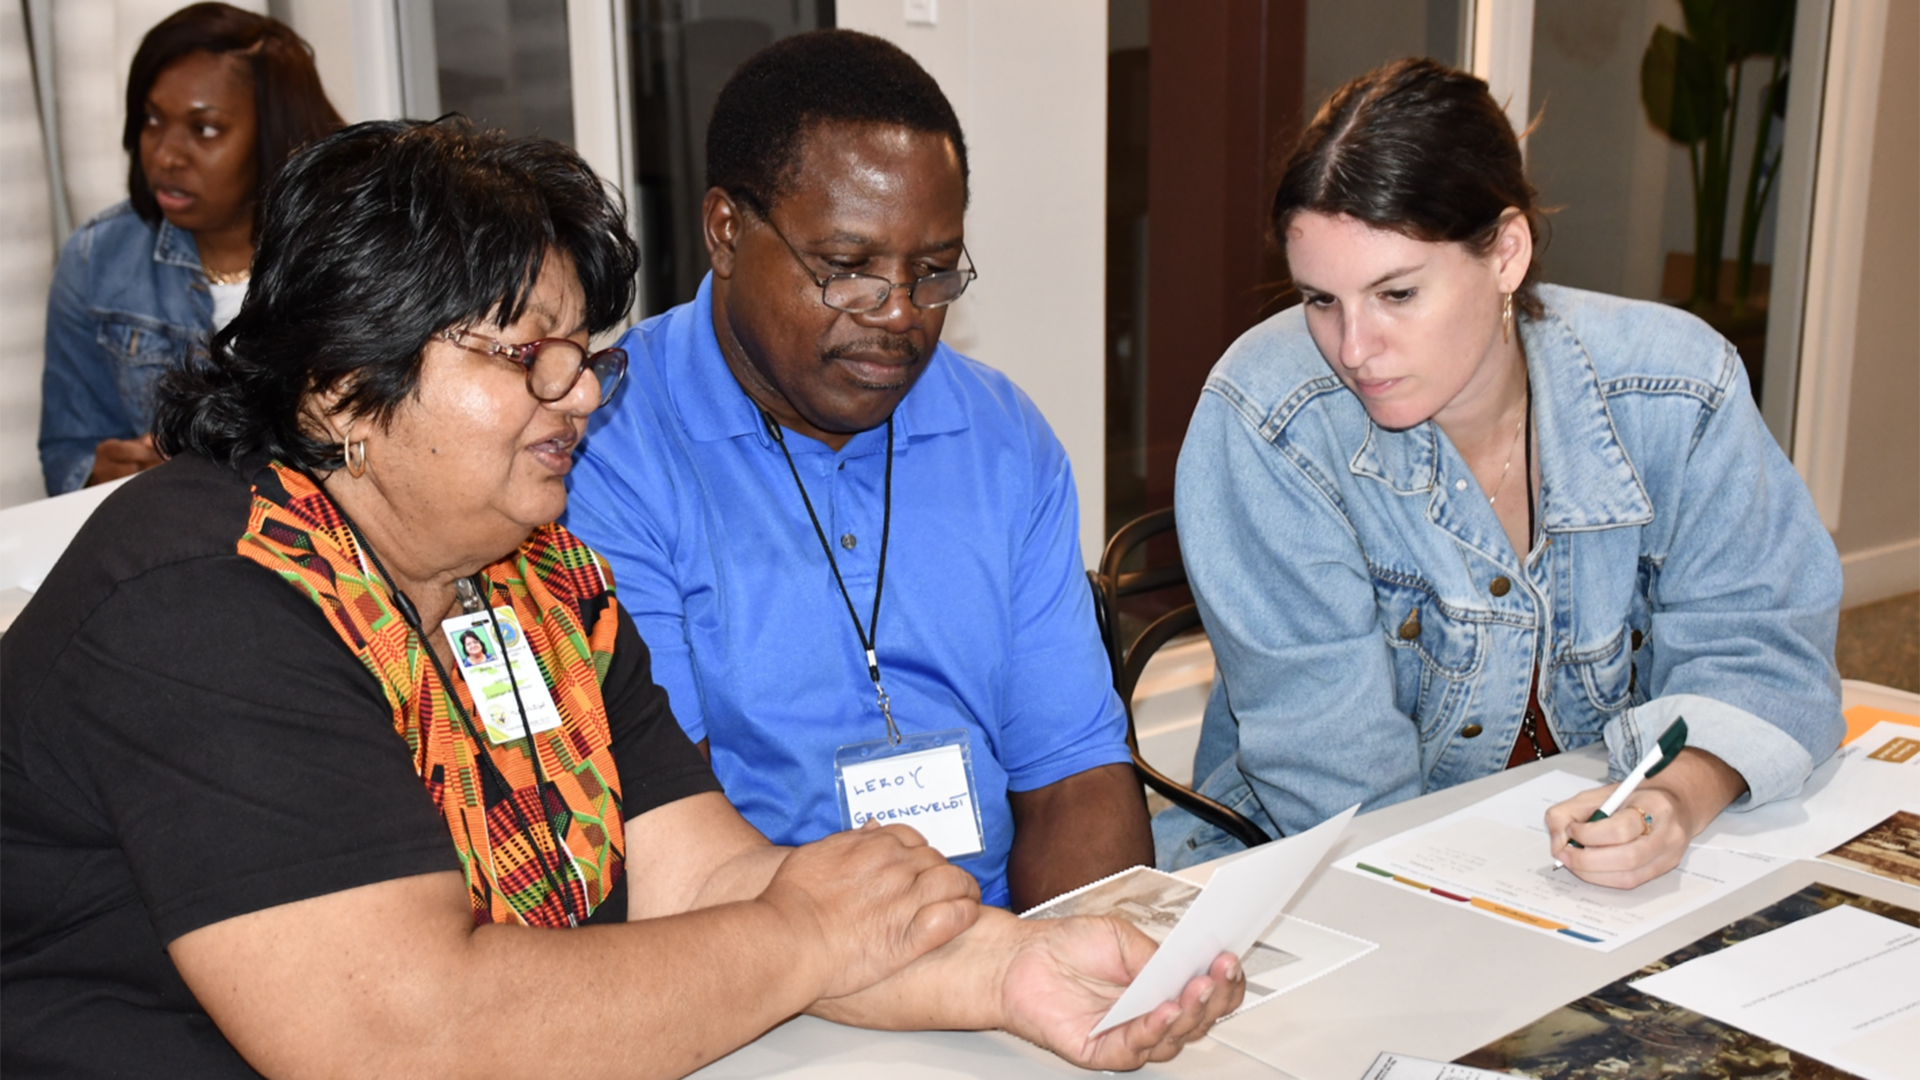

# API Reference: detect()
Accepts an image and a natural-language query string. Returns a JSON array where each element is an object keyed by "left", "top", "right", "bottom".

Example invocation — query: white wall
[
  {"left": 1, "top": 2, "right": 55, "bottom": 508},
  {"left": 837, "top": 0, "right": 1110, "bottom": 565}
]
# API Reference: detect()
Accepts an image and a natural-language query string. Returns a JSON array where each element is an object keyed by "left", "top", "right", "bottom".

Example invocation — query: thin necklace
[
  {"left": 1486, "top": 392, "right": 1529, "bottom": 506},
  {"left": 203, "top": 263, "right": 250, "bottom": 285}
]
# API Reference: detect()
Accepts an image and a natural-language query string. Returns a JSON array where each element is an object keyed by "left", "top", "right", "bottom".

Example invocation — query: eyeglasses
[
  {"left": 438, "top": 328, "right": 628, "bottom": 407},
  {"left": 760, "top": 215, "right": 977, "bottom": 314}
]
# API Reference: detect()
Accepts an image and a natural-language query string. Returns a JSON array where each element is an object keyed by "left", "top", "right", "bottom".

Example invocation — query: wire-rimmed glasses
[
  {"left": 760, "top": 215, "right": 977, "bottom": 314},
  {"left": 439, "top": 328, "right": 628, "bottom": 407}
]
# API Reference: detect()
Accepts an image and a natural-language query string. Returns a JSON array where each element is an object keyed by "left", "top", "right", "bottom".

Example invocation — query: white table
[{"left": 691, "top": 733, "right": 1920, "bottom": 1080}]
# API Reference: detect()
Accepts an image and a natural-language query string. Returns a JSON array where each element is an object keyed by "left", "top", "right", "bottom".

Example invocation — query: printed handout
[
  {"left": 1338, "top": 770, "right": 1784, "bottom": 950},
  {"left": 1456, "top": 882, "right": 1911, "bottom": 1080},
  {"left": 1632, "top": 903, "right": 1920, "bottom": 1080},
  {"left": 1357, "top": 1053, "right": 1514, "bottom": 1080},
  {"left": 1697, "top": 721, "right": 1920, "bottom": 860}
]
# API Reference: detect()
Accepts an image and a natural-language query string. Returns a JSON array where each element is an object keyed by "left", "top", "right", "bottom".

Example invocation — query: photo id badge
[
  {"left": 834, "top": 728, "right": 985, "bottom": 860},
  {"left": 439, "top": 607, "right": 563, "bottom": 745}
]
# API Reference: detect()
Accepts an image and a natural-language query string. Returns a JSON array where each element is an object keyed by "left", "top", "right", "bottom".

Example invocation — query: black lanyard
[
  {"left": 321, "top": 487, "right": 581, "bottom": 925},
  {"left": 761, "top": 410, "right": 901, "bottom": 745}
]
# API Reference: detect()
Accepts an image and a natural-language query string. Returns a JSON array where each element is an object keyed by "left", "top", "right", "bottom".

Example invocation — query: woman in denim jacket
[
  {"left": 1160, "top": 59, "right": 1842, "bottom": 889},
  {"left": 39, "top": 3, "right": 340, "bottom": 495}
]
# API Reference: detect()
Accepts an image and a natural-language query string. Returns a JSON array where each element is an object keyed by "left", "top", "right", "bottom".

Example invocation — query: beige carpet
[{"left": 1837, "top": 591, "right": 1920, "bottom": 694}]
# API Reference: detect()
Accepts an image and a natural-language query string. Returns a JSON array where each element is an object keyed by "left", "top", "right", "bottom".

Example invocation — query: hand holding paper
[
  {"left": 997, "top": 918, "right": 1245, "bottom": 1070},
  {"left": 1090, "top": 805, "right": 1359, "bottom": 1035}
]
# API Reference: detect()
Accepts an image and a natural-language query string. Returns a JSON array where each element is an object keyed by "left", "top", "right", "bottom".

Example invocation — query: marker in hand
[{"left": 1554, "top": 717, "right": 1688, "bottom": 869}]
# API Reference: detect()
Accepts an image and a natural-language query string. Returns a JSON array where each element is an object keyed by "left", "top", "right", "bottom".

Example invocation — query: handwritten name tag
[{"left": 834, "top": 731, "right": 984, "bottom": 859}]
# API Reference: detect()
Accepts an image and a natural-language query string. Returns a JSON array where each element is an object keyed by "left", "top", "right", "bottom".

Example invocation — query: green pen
[{"left": 1557, "top": 717, "right": 1688, "bottom": 864}]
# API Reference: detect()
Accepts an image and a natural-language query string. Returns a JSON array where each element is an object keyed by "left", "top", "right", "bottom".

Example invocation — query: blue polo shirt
[{"left": 562, "top": 277, "right": 1130, "bottom": 907}]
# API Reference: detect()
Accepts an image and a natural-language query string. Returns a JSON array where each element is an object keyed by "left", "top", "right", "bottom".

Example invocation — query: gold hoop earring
[
  {"left": 1501, "top": 291, "right": 1515, "bottom": 344},
  {"left": 344, "top": 439, "right": 367, "bottom": 478}
]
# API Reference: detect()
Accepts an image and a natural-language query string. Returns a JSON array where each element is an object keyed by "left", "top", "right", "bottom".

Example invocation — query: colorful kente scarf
[{"left": 235, "top": 462, "right": 626, "bottom": 926}]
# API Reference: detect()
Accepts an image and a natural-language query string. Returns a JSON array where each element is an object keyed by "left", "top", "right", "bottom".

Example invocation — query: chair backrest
[{"left": 1091, "top": 508, "right": 1272, "bottom": 850}]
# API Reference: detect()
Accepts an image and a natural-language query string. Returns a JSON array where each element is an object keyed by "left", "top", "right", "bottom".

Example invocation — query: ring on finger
[{"left": 1625, "top": 805, "right": 1653, "bottom": 837}]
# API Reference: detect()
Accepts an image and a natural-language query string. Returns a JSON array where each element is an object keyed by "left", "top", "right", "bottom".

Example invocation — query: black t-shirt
[{"left": 1, "top": 455, "right": 720, "bottom": 1078}]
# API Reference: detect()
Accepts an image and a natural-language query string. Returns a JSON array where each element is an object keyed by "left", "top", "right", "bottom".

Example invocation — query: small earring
[
  {"left": 1501, "top": 292, "right": 1515, "bottom": 344},
  {"left": 344, "top": 439, "right": 367, "bottom": 478}
]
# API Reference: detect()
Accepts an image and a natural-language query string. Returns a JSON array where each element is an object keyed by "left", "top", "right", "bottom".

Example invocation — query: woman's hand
[
  {"left": 757, "top": 822, "right": 982, "bottom": 1000},
  {"left": 1545, "top": 747, "right": 1748, "bottom": 889},
  {"left": 87, "top": 434, "right": 164, "bottom": 485},
  {"left": 998, "top": 916, "right": 1245, "bottom": 1070}
]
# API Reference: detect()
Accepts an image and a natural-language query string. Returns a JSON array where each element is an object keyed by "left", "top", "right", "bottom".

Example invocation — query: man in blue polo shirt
[{"left": 564, "top": 30, "right": 1151, "bottom": 910}]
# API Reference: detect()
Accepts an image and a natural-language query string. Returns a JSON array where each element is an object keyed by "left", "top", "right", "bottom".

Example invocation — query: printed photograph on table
[
  {"left": 1455, "top": 883, "right": 1919, "bottom": 1080},
  {"left": 1023, "top": 865, "right": 1203, "bottom": 943},
  {"left": 1820, "top": 810, "right": 1920, "bottom": 888}
]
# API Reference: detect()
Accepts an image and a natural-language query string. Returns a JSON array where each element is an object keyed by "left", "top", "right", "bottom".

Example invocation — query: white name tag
[
  {"left": 439, "top": 607, "right": 564, "bottom": 745},
  {"left": 834, "top": 729, "right": 985, "bottom": 859}
]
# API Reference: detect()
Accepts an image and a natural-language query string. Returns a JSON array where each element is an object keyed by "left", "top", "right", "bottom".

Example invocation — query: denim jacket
[
  {"left": 40, "top": 202, "right": 212, "bottom": 496},
  {"left": 1157, "top": 284, "right": 1843, "bottom": 867}
]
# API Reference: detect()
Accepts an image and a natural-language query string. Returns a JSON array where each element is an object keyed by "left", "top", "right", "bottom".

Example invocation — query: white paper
[
  {"left": 1632, "top": 904, "right": 1920, "bottom": 1080},
  {"left": 837, "top": 744, "right": 983, "bottom": 858},
  {"left": 1339, "top": 771, "right": 1785, "bottom": 951},
  {"left": 1356, "top": 1052, "right": 1515, "bottom": 1080},
  {"left": 0, "top": 587, "right": 31, "bottom": 634},
  {"left": 1086, "top": 804, "right": 1357, "bottom": 1034},
  {"left": 1024, "top": 865, "right": 1376, "bottom": 1020},
  {"left": 1696, "top": 721, "right": 1920, "bottom": 860},
  {"left": 0, "top": 475, "right": 130, "bottom": 594}
]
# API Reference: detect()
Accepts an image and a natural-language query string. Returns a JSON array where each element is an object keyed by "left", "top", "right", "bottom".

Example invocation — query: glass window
[
  {"left": 630, "top": 0, "right": 835, "bottom": 316},
  {"left": 1303, "top": 0, "right": 1467, "bottom": 117},
  {"left": 1527, "top": 0, "right": 1798, "bottom": 403},
  {"left": 428, "top": 0, "right": 577, "bottom": 144}
]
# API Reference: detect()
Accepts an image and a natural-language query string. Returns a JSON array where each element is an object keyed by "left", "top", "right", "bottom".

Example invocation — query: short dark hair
[
  {"left": 1272, "top": 58, "right": 1547, "bottom": 318},
  {"left": 153, "top": 118, "right": 640, "bottom": 472},
  {"left": 123, "top": 2, "right": 344, "bottom": 227},
  {"left": 706, "top": 29, "right": 969, "bottom": 216}
]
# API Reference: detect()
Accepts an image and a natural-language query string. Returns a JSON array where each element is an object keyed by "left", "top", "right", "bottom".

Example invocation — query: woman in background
[
  {"left": 39, "top": 2, "right": 341, "bottom": 495},
  {"left": 1160, "top": 59, "right": 1842, "bottom": 888}
]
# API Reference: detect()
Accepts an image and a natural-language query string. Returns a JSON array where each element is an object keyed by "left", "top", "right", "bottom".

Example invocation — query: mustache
[{"left": 823, "top": 337, "right": 923, "bottom": 365}]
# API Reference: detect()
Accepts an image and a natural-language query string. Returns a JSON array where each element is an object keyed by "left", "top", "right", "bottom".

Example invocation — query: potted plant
[{"left": 1641, "top": 0, "right": 1795, "bottom": 367}]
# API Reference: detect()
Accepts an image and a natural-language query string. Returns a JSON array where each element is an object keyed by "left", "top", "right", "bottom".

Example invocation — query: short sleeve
[
  {"left": 996, "top": 429, "right": 1132, "bottom": 793},
  {"left": 16, "top": 556, "right": 459, "bottom": 944}
]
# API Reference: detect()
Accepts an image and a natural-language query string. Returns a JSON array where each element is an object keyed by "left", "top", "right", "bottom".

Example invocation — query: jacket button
[
  {"left": 1397, "top": 610, "right": 1421, "bottom": 640},
  {"left": 1461, "top": 724, "right": 1484, "bottom": 738},
  {"left": 1490, "top": 576, "right": 1511, "bottom": 597},
  {"left": 1631, "top": 629, "right": 1644, "bottom": 651}
]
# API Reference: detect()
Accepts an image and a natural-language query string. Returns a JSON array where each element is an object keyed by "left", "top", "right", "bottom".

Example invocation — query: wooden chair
[{"left": 1089, "top": 508, "right": 1272, "bottom": 850}]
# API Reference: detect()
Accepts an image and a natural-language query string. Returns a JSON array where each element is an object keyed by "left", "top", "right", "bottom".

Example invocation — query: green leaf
[
  {"left": 1643, "top": 25, "right": 1718, "bottom": 144},
  {"left": 1728, "top": 0, "right": 1796, "bottom": 60},
  {"left": 1680, "top": 0, "right": 1729, "bottom": 52}
]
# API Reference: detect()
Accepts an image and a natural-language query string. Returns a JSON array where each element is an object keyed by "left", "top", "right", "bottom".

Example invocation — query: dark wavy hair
[
  {"left": 1272, "top": 58, "right": 1547, "bottom": 318},
  {"left": 153, "top": 118, "right": 640, "bottom": 471},
  {"left": 706, "top": 29, "right": 969, "bottom": 215},
  {"left": 123, "top": 2, "right": 343, "bottom": 227}
]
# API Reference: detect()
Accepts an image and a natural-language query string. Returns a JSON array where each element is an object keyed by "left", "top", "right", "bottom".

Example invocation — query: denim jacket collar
[
  {"left": 1349, "top": 302, "right": 1654, "bottom": 534},
  {"left": 152, "top": 218, "right": 203, "bottom": 273}
]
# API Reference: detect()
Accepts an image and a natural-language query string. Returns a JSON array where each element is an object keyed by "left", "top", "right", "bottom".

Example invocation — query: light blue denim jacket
[
  {"left": 1157, "top": 284, "right": 1843, "bottom": 867},
  {"left": 40, "top": 201, "right": 213, "bottom": 496}
]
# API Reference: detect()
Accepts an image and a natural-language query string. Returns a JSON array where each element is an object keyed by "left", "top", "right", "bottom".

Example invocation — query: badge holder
[{"left": 834, "top": 728, "right": 986, "bottom": 861}]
